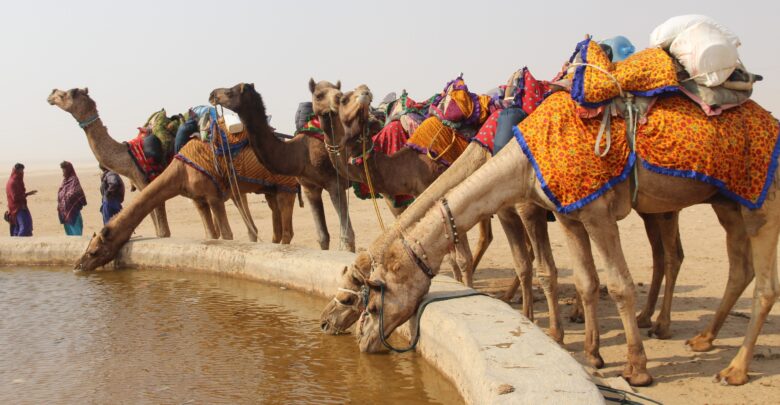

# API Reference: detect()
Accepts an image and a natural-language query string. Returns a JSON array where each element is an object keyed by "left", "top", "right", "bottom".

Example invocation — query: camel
[
  {"left": 209, "top": 82, "right": 355, "bottom": 252},
  {"left": 321, "top": 88, "right": 691, "bottom": 344},
  {"left": 318, "top": 84, "right": 500, "bottom": 286},
  {"left": 47, "top": 87, "right": 171, "bottom": 238},
  {"left": 356, "top": 110, "right": 780, "bottom": 386}
]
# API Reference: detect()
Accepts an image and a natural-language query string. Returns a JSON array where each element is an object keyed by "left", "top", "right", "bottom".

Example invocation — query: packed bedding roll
[
  {"left": 650, "top": 14, "right": 740, "bottom": 49},
  {"left": 669, "top": 21, "right": 740, "bottom": 87}
]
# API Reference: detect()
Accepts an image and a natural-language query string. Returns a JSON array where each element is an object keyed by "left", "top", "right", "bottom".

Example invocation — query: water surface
[{"left": 0, "top": 267, "right": 462, "bottom": 404}]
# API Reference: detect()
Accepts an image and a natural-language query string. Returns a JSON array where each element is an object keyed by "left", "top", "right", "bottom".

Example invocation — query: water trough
[{"left": 0, "top": 236, "right": 603, "bottom": 404}]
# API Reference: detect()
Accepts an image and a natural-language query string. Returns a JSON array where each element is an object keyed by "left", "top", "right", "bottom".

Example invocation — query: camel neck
[
  {"left": 77, "top": 110, "right": 131, "bottom": 171},
  {"left": 238, "top": 102, "right": 303, "bottom": 176}
]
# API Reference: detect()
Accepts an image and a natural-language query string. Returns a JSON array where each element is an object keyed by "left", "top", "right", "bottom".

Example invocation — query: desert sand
[{"left": 4, "top": 165, "right": 779, "bottom": 404}]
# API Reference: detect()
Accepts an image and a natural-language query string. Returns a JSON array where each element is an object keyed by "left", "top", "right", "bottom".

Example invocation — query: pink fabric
[{"left": 5, "top": 167, "right": 26, "bottom": 223}]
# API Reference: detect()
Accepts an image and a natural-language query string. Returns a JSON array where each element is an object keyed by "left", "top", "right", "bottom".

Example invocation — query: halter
[
  {"left": 323, "top": 112, "right": 342, "bottom": 156},
  {"left": 78, "top": 114, "right": 100, "bottom": 128}
]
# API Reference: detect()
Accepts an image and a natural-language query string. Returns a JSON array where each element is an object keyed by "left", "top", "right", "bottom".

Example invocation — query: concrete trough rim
[{"left": 0, "top": 236, "right": 603, "bottom": 404}]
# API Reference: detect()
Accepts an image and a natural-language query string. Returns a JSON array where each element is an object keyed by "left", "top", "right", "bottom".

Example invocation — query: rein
[
  {"left": 375, "top": 282, "right": 485, "bottom": 353},
  {"left": 78, "top": 114, "right": 100, "bottom": 128}
]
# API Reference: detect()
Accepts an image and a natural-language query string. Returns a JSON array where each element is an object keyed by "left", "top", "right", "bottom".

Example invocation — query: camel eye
[
  {"left": 339, "top": 295, "right": 355, "bottom": 306},
  {"left": 316, "top": 94, "right": 324, "bottom": 100}
]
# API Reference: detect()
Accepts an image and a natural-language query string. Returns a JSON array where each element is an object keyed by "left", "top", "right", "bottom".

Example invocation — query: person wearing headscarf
[
  {"left": 99, "top": 165, "right": 124, "bottom": 224},
  {"left": 4, "top": 163, "right": 36, "bottom": 236},
  {"left": 57, "top": 161, "right": 87, "bottom": 236}
]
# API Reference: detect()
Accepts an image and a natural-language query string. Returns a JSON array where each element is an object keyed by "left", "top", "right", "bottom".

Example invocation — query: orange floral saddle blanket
[
  {"left": 569, "top": 38, "right": 680, "bottom": 107},
  {"left": 175, "top": 121, "right": 298, "bottom": 196},
  {"left": 514, "top": 92, "right": 780, "bottom": 213}
]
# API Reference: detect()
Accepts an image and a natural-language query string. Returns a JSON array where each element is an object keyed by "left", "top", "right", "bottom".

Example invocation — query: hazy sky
[{"left": 1, "top": 0, "right": 778, "bottom": 170}]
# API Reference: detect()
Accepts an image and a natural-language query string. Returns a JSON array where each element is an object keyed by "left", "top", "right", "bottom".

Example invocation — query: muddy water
[{"left": 0, "top": 267, "right": 463, "bottom": 404}]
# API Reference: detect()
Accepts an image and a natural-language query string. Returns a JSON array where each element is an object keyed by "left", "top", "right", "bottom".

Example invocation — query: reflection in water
[{"left": 0, "top": 267, "right": 462, "bottom": 404}]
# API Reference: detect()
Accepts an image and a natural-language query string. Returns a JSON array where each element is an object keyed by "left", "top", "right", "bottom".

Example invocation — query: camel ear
[
  {"left": 83, "top": 87, "right": 89, "bottom": 95},
  {"left": 340, "top": 266, "right": 348, "bottom": 276},
  {"left": 309, "top": 78, "right": 316, "bottom": 94},
  {"left": 248, "top": 83, "right": 255, "bottom": 89},
  {"left": 100, "top": 227, "right": 110, "bottom": 240},
  {"left": 336, "top": 80, "right": 341, "bottom": 90}
]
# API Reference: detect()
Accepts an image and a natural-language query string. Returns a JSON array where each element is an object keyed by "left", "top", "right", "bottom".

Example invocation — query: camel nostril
[{"left": 320, "top": 320, "right": 330, "bottom": 331}]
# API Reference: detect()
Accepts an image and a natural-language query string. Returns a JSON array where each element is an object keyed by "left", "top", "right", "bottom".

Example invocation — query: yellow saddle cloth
[
  {"left": 514, "top": 92, "right": 780, "bottom": 212},
  {"left": 175, "top": 123, "right": 299, "bottom": 195}
]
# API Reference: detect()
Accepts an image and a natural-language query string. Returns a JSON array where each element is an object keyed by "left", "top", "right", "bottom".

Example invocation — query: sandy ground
[{"left": 5, "top": 165, "right": 780, "bottom": 404}]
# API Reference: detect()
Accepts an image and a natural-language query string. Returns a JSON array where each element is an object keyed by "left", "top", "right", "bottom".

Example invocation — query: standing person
[
  {"left": 99, "top": 165, "right": 124, "bottom": 224},
  {"left": 4, "top": 163, "right": 36, "bottom": 236},
  {"left": 57, "top": 161, "right": 87, "bottom": 236}
]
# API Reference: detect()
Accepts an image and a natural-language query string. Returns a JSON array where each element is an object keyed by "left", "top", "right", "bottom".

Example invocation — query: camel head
[
  {"left": 338, "top": 84, "right": 373, "bottom": 137},
  {"left": 319, "top": 256, "right": 373, "bottom": 335},
  {"left": 309, "top": 78, "right": 342, "bottom": 116},
  {"left": 74, "top": 227, "right": 119, "bottom": 272},
  {"left": 47, "top": 88, "right": 97, "bottom": 121},
  {"left": 209, "top": 83, "right": 264, "bottom": 117},
  {"left": 356, "top": 241, "right": 433, "bottom": 353}
]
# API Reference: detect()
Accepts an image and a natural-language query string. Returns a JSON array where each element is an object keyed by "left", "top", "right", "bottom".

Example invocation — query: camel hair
[
  {"left": 321, "top": 85, "right": 691, "bottom": 344},
  {"left": 47, "top": 87, "right": 171, "bottom": 238},
  {"left": 313, "top": 83, "right": 493, "bottom": 285},
  {"left": 73, "top": 138, "right": 298, "bottom": 273},
  {"left": 356, "top": 128, "right": 780, "bottom": 387},
  {"left": 210, "top": 82, "right": 355, "bottom": 252},
  {"left": 47, "top": 87, "right": 288, "bottom": 243}
]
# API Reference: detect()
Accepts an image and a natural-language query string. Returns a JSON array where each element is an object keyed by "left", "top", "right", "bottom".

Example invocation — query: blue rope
[{"left": 78, "top": 114, "right": 100, "bottom": 128}]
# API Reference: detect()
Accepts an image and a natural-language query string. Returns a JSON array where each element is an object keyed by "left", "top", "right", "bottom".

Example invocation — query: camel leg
[
  {"left": 557, "top": 215, "right": 603, "bottom": 369},
  {"left": 687, "top": 204, "right": 752, "bottom": 352},
  {"left": 580, "top": 210, "right": 652, "bottom": 387},
  {"left": 266, "top": 192, "right": 283, "bottom": 244},
  {"left": 193, "top": 199, "right": 218, "bottom": 239},
  {"left": 235, "top": 193, "right": 259, "bottom": 242},
  {"left": 209, "top": 199, "right": 233, "bottom": 240},
  {"left": 275, "top": 192, "right": 296, "bottom": 244},
  {"left": 152, "top": 203, "right": 171, "bottom": 238},
  {"left": 470, "top": 217, "right": 493, "bottom": 275},
  {"left": 328, "top": 185, "right": 356, "bottom": 252},
  {"left": 648, "top": 212, "right": 684, "bottom": 340},
  {"left": 518, "top": 204, "right": 563, "bottom": 343},
  {"left": 496, "top": 207, "right": 536, "bottom": 324},
  {"left": 715, "top": 202, "right": 780, "bottom": 385},
  {"left": 135, "top": 180, "right": 171, "bottom": 238},
  {"left": 303, "top": 185, "right": 330, "bottom": 250},
  {"left": 636, "top": 212, "right": 665, "bottom": 328}
]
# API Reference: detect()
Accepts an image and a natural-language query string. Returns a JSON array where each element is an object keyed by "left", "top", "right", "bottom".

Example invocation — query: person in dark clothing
[
  {"left": 99, "top": 165, "right": 125, "bottom": 224},
  {"left": 174, "top": 106, "right": 214, "bottom": 153},
  {"left": 5, "top": 163, "right": 36, "bottom": 236}
]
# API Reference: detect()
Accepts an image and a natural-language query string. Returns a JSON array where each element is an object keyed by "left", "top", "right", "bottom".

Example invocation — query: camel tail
[{"left": 297, "top": 186, "right": 304, "bottom": 208}]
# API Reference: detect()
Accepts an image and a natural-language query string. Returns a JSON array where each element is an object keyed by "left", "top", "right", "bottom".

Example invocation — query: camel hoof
[
  {"left": 714, "top": 366, "right": 749, "bottom": 386},
  {"left": 626, "top": 372, "right": 654, "bottom": 387},
  {"left": 686, "top": 334, "right": 715, "bottom": 352},
  {"left": 649, "top": 323, "right": 672, "bottom": 340},
  {"left": 547, "top": 328, "right": 564, "bottom": 345},
  {"left": 636, "top": 314, "right": 652, "bottom": 329},
  {"left": 587, "top": 353, "right": 605, "bottom": 369}
]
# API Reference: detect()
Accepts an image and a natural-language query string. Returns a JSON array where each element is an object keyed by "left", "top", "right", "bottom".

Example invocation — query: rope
[
  {"left": 426, "top": 120, "right": 457, "bottom": 162},
  {"left": 596, "top": 384, "right": 662, "bottom": 405},
  {"left": 362, "top": 125, "right": 386, "bottom": 232},
  {"left": 326, "top": 112, "right": 350, "bottom": 250},
  {"left": 78, "top": 114, "right": 100, "bottom": 128},
  {"left": 375, "top": 283, "right": 485, "bottom": 353},
  {"left": 211, "top": 107, "right": 258, "bottom": 239}
]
